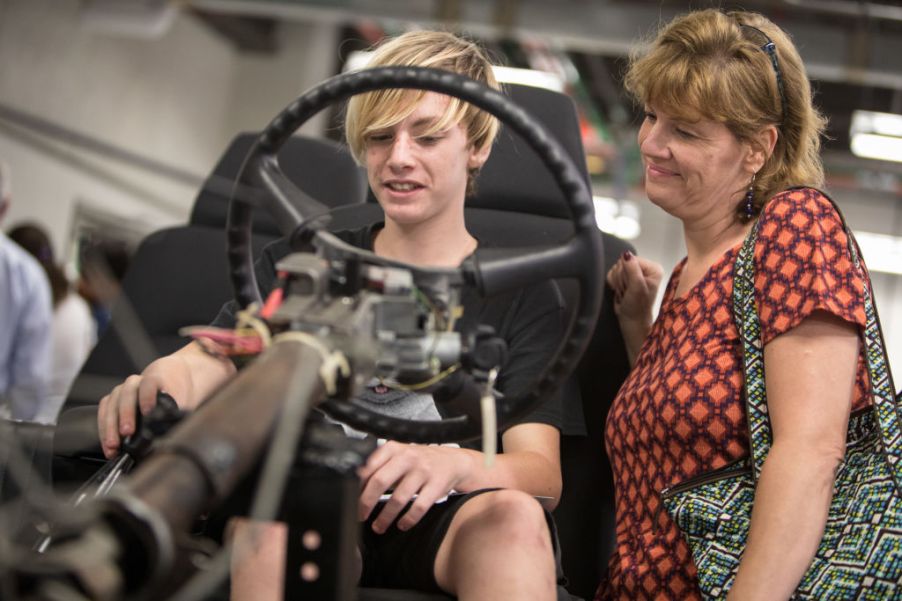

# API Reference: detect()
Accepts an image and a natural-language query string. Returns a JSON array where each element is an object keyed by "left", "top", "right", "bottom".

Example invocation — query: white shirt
[{"left": 43, "top": 291, "right": 97, "bottom": 423}]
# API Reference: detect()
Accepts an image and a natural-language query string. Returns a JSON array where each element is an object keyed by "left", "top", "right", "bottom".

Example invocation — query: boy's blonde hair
[{"left": 345, "top": 30, "right": 500, "bottom": 194}]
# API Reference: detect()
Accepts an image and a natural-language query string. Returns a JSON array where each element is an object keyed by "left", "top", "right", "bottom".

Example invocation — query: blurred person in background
[
  {"left": 76, "top": 238, "right": 131, "bottom": 339},
  {"left": 0, "top": 159, "right": 53, "bottom": 423},
  {"left": 8, "top": 222, "right": 96, "bottom": 422}
]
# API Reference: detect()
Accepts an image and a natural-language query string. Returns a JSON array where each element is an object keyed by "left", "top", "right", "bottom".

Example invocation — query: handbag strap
[{"left": 732, "top": 187, "right": 902, "bottom": 490}]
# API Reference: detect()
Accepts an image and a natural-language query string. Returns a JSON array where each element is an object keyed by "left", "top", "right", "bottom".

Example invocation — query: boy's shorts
[{"left": 359, "top": 488, "right": 566, "bottom": 593}]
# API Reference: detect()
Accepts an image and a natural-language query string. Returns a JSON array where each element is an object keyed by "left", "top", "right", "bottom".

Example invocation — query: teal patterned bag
[{"left": 661, "top": 193, "right": 902, "bottom": 600}]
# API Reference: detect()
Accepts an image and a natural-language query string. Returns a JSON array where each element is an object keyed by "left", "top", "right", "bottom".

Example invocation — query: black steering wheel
[{"left": 227, "top": 65, "right": 603, "bottom": 443}]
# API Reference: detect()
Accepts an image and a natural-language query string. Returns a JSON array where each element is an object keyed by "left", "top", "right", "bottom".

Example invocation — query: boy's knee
[
  {"left": 435, "top": 491, "right": 557, "bottom": 595},
  {"left": 459, "top": 490, "right": 551, "bottom": 546}
]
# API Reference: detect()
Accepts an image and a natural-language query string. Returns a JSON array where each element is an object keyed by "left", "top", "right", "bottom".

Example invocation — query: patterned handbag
[{"left": 660, "top": 192, "right": 902, "bottom": 600}]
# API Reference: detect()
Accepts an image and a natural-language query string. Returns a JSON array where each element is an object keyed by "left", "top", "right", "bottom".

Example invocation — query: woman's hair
[
  {"left": 344, "top": 30, "right": 501, "bottom": 195},
  {"left": 8, "top": 222, "right": 69, "bottom": 307},
  {"left": 624, "top": 9, "right": 827, "bottom": 221}
]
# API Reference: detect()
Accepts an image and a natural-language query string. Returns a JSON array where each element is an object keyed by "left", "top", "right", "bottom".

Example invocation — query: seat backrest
[
  {"left": 354, "top": 82, "right": 631, "bottom": 599},
  {"left": 470, "top": 83, "right": 585, "bottom": 219},
  {"left": 355, "top": 83, "right": 631, "bottom": 601}
]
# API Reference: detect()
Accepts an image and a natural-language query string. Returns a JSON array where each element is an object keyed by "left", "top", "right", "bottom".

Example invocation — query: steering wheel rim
[{"left": 228, "top": 65, "right": 603, "bottom": 443}]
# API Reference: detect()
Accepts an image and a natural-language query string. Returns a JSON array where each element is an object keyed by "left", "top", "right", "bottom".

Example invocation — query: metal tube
[{"left": 123, "top": 339, "right": 325, "bottom": 530}]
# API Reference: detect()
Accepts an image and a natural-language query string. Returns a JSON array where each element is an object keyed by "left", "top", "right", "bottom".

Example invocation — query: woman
[
  {"left": 98, "top": 30, "right": 571, "bottom": 600},
  {"left": 8, "top": 222, "right": 96, "bottom": 422},
  {"left": 600, "top": 10, "right": 867, "bottom": 600}
]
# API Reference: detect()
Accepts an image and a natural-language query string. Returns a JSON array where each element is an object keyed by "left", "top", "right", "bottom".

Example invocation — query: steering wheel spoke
[
  {"left": 256, "top": 154, "right": 333, "bottom": 238},
  {"left": 470, "top": 238, "right": 599, "bottom": 297}
]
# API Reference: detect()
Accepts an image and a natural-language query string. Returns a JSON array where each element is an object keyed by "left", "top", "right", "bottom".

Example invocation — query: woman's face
[
  {"left": 638, "top": 103, "right": 754, "bottom": 223},
  {"left": 364, "top": 92, "right": 489, "bottom": 228}
]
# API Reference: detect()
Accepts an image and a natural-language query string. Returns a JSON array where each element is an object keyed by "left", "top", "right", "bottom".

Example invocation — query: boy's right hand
[
  {"left": 96, "top": 341, "right": 237, "bottom": 458},
  {"left": 97, "top": 353, "right": 193, "bottom": 459}
]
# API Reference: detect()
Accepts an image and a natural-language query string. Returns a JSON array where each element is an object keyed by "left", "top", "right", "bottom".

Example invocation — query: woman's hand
[{"left": 606, "top": 251, "right": 663, "bottom": 365}]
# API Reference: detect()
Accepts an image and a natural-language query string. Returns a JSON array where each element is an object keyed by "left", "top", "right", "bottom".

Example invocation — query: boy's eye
[{"left": 418, "top": 135, "right": 442, "bottom": 144}]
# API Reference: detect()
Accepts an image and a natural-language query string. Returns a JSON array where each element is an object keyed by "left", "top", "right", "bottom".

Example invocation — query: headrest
[
  {"left": 468, "top": 83, "right": 590, "bottom": 219},
  {"left": 189, "top": 132, "right": 368, "bottom": 235}
]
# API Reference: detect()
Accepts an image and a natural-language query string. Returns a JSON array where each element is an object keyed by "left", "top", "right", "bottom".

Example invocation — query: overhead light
[
  {"left": 593, "top": 195, "right": 641, "bottom": 240},
  {"left": 850, "top": 134, "right": 902, "bottom": 163},
  {"left": 852, "top": 110, "right": 902, "bottom": 137},
  {"left": 344, "top": 50, "right": 374, "bottom": 73},
  {"left": 614, "top": 200, "right": 641, "bottom": 240},
  {"left": 491, "top": 67, "right": 564, "bottom": 92},
  {"left": 854, "top": 230, "right": 902, "bottom": 276},
  {"left": 850, "top": 110, "right": 902, "bottom": 163}
]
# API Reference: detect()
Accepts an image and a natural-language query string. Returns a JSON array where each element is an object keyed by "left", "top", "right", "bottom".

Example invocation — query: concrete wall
[{"left": 0, "top": 0, "right": 339, "bottom": 255}]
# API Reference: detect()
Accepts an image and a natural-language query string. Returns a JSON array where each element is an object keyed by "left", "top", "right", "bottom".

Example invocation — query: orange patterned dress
[{"left": 597, "top": 188, "right": 871, "bottom": 600}]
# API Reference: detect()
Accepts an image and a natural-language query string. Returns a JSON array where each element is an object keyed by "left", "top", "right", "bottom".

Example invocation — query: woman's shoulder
[
  {"left": 760, "top": 187, "right": 837, "bottom": 223},
  {"left": 756, "top": 187, "right": 844, "bottom": 241},
  {"left": 751, "top": 188, "right": 867, "bottom": 343}
]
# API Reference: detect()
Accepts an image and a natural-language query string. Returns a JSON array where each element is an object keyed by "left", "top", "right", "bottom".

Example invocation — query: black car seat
[{"left": 355, "top": 82, "right": 632, "bottom": 601}]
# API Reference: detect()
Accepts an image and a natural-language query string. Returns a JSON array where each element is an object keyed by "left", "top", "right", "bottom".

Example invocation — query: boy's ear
[{"left": 468, "top": 143, "right": 492, "bottom": 170}]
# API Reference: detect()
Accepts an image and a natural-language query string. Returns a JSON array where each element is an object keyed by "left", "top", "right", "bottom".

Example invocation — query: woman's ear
[
  {"left": 746, "top": 125, "right": 778, "bottom": 173},
  {"left": 468, "top": 142, "right": 492, "bottom": 170}
]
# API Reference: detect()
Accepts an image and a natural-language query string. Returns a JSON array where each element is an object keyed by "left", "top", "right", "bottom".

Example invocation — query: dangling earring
[{"left": 743, "top": 174, "right": 757, "bottom": 219}]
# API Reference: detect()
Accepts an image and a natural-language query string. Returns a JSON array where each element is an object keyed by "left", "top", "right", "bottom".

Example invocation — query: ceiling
[{"left": 187, "top": 0, "right": 902, "bottom": 183}]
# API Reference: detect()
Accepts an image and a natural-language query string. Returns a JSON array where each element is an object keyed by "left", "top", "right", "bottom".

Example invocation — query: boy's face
[{"left": 364, "top": 92, "right": 489, "bottom": 228}]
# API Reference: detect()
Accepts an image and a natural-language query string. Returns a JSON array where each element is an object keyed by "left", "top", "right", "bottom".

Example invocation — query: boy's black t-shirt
[{"left": 211, "top": 224, "right": 585, "bottom": 445}]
